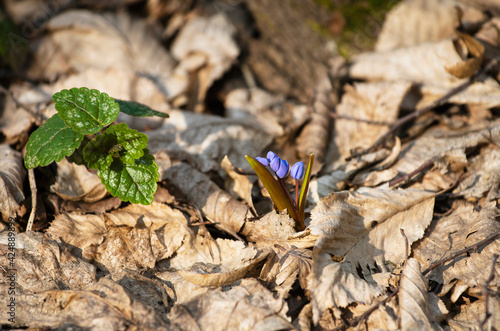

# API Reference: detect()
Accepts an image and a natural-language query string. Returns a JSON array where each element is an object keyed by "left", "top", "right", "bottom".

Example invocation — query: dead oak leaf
[
  {"left": 307, "top": 188, "right": 435, "bottom": 322},
  {"left": 0, "top": 144, "right": 25, "bottom": 220}
]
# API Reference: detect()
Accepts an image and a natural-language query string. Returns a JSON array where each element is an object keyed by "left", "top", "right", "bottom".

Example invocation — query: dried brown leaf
[
  {"left": 413, "top": 201, "right": 500, "bottom": 288},
  {"left": 0, "top": 145, "right": 25, "bottom": 220},
  {"left": 162, "top": 161, "right": 249, "bottom": 233},
  {"left": 445, "top": 33, "right": 485, "bottom": 79},
  {"left": 221, "top": 155, "right": 256, "bottom": 214},
  {"left": 147, "top": 110, "right": 272, "bottom": 173},
  {"left": 448, "top": 295, "right": 500, "bottom": 330},
  {"left": 335, "top": 82, "right": 411, "bottom": 161},
  {"left": 51, "top": 158, "right": 108, "bottom": 203},
  {"left": 307, "top": 188, "right": 435, "bottom": 322},
  {"left": 399, "top": 258, "right": 447, "bottom": 331},
  {"left": 167, "top": 278, "right": 290, "bottom": 331}
]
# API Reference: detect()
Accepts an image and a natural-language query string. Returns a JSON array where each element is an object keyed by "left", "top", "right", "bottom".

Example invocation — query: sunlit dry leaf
[
  {"left": 0, "top": 276, "right": 173, "bottom": 329},
  {"left": 162, "top": 161, "right": 249, "bottom": 233},
  {"left": 307, "top": 188, "right": 435, "bottom": 322},
  {"left": 0, "top": 94, "right": 34, "bottom": 145},
  {"left": 242, "top": 210, "right": 296, "bottom": 244},
  {"left": 177, "top": 239, "right": 268, "bottom": 287},
  {"left": 376, "top": 0, "right": 485, "bottom": 52},
  {"left": 348, "top": 297, "right": 399, "bottom": 330},
  {"left": 445, "top": 32, "right": 485, "bottom": 79},
  {"left": 0, "top": 232, "right": 97, "bottom": 293},
  {"left": 399, "top": 258, "right": 447, "bottom": 330},
  {"left": 51, "top": 158, "right": 108, "bottom": 203},
  {"left": 167, "top": 278, "right": 290, "bottom": 331},
  {"left": 456, "top": 147, "right": 500, "bottom": 201},
  {"left": 225, "top": 88, "right": 309, "bottom": 138},
  {"left": 147, "top": 110, "right": 272, "bottom": 173},
  {"left": 0, "top": 144, "right": 25, "bottom": 220},
  {"left": 170, "top": 13, "right": 239, "bottom": 111},
  {"left": 448, "top": 295, "right": 500, "bottom": 330},
  {"left": 221, "top": 155, "right": 256, "bottom": 214},
  {"left": 413, "top": 201, "right": 500, "bottom": 288},
  {"left": 334, "top": 82, "right": 411, "bottom": 161}
]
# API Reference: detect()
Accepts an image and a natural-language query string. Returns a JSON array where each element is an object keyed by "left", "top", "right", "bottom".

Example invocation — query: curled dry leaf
[
  {"left": 177, "top": 239, "right": 268, "bottom": 287},
  {"left": 296, "top": 82, "right": 332, "bottom": 173},
  {"left": 0, "top": 144, "right": 25, "bottom": 220},
  {"left": 51, "top": 158, "right": 108, "bottom": 203},
  {"left": 162, "top": 161, "right": 249, "bottom": 233},
  {"left": 0, "top": 232, "right": 97, "bottom": 294},
  {"left": 307, "top": 188, "right": 435, "bottom": 322},
  {"left": 221, "top": 155, "right": 256, "bottom": 214},
  {"left": 147, "top": 109, "right": 272, "bottom": 173},
  {"left": 448, "top": 295, "right": 500, "bottom": 330},
  {"left": 399, "top": 258, "right": 447, "bottom": 331},
  {"left": 170, "top": 13, "right": 239, "bottom": 111},
  {"left": 376, "top": 0, "right": 485, "bottom": 52},
  {"left": 225, "top": 88, "right": 309, "bottom": 138},
  {"left": 445, "top": 32, "right": 485, "bottom": 79},
  {"left": 413, "top": 201, "right": 500, "bottom": 288},
  {"left": 0, "top": 276, "right": 173, "bottom": 330},
  {"left": 334, "top": 82, "right": 411, "bottom": 161},
  {"left": 167, "top": 278, "right": 290, "bottom": 330}
]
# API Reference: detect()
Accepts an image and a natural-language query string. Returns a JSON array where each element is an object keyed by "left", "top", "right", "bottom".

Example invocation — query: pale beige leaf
[
  {"left": 413, "top": 201, "right": 500, "bottom": 288},
  {"left": 242, "top": 210, "right": 296, "bottom": 244},
  {"left": 307, "top": 251, "right": 383, "bottom": 323},
  {"left": 0, "top": 276, "right": 174, "bottom": 329},
  {"left": 448, "top": 295, "right": 500, "bottom": 331},
  {"left": 0, "top": 232, "right": 97, "bottom": 293},
  {"left": 0, "top": 145, "right": 25, "bottom": 220},
  {"left": 167, "top": 278, "right": 290, "bottom": 331},
  {"left": 51, "top": 158, "right": 108, "bottom": 203},
  {"left": 172, "top": 238, "right": 268, "bottom": 286},
  {"left": 221, "top": 155, "right": 256, "bottom": 213},
  {"left": 335, "top": 82, "right": 411, "bottom": 160},
  {"left": 399, "top": 258, "right": 445, "bottom": 331},
  {"left": 307, "top": 188, "right": 435, "bottom": 321},
  {"left": 350, "top": 39, "right": 466, "bottom": 87},
  {"left": 161, "top": 161, "right": 249, "bottom": 233},
  {"left": 376, "top": 0, "right": 485, "bottom": 52},
  {"left": 0, "top": 95, "right": 34, "bottom": 145},
  {"left": 147, "top": 110, "right": 272, "bottom": 173},
  {"left": 456, "top": 147, "right": 500, "bottom": 201}
]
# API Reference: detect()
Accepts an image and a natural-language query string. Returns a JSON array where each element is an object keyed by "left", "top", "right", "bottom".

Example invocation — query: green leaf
[
  {"left": 104, "top": 123, "right": 148, "bottom": 163},
  {"left": 24, "top": 114, "right": 84, "bottom": 169},
  {"left": 245, "top": 155, "right": 298, "bottom": 221},
  {"left": 83, "top": 123, "right": 148, "bottom": 170},
  {"left": 53, "top": 87, "right": 120, "bottom": 135},
  {"left": 115, "top": 99, "right": 169, "bottom": 118},
  {"left": 98, "top": 149, "right": 159, "bottom": 205},
  {"left": 297, "top": 153, "right": 314, "bottom": 230},
  {"left": 67, "top": 136, "right": 91, "bottom": 165}
]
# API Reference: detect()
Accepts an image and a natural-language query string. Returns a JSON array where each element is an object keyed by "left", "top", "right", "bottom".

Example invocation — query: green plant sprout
[
  {"left": 24, "top": 87, "right": 168, "bottom": 205},
  {"left": 245, "top": 152, "right": 314, "bottom": 231}
]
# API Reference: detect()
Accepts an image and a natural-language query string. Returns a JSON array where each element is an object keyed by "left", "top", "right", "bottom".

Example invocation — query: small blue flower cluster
[{"left": 256, "top": 151, "right": 304, "bottom": 180}]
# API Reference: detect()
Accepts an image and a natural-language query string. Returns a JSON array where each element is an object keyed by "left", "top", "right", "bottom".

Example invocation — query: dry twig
[
  {"left": 346, "top": 56, "right": 500, "bottom": 161},
  {"left": 480, "top": 254, "right": 499, "bottom": 331}
]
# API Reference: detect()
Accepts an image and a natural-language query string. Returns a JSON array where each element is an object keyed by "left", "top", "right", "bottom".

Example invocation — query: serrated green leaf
[
  {"left": 24, "top": 114, "right": 84, "bottom": 169},
  {"left": 245, "top": 155, "right": 298, "bottom": 221},
  {"left": 67, "top": 136, "right": 91, "bottom": 165},
  {"left": 53, "top": 87, "right": 119, "bottom": 135},
  {"left": 98, "top": 149, "right": 159, "bottom": 205},
  {"left": 115, "top": 99, "right": 169, "bottom": 118},
  {"left": 104, "top": 123, "right": 148, "bottom": 164},
  {"left": 83, "top": 123, "right": 148, "bottom": 170},
  {"left": 83, "top": 133, "right": 116, "bottom": 171}
]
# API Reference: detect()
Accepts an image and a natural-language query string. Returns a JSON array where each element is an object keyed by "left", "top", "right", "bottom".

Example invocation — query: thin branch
[
  {"left": 389, "top": 158, "right": 435, "bottom": 187},
  {"left": 330, "top": 112, "right": 392, "bottom": 126},
  {"left": 346, "top": 56, "right": 500, "bottom": 161},
  {"left": 480, "top": 254, "right": 499, "bottom": 331},
  {"left": 422, "top": 231, "right": 500, "bottom": 276}
]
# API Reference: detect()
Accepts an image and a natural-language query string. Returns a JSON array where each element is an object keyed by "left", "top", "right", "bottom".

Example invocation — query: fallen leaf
[
  {"left": 221, "top": 155, "right": 256, "bottom": 214},
  {"left": 0, "top": 144, "right": 25, "bottom": 220}
]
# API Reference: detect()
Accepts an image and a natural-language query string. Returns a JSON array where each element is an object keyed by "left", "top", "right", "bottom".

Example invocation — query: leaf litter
[{"left": 1, "top": 0, "right": 500, "bottom": 330}]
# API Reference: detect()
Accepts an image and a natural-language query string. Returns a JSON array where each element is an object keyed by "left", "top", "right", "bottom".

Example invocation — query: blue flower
[
  {"left": 290, "top": 162, "right": 304, "bottom": 180},
  {"left": 276, "top": 159, "right": 289, "bottom": 178},
  {"left": 269, "top": 154, "right": 282, "bottom": 172},
  {"left": 255, "top": 156, "right": 268, "bottom": 166},
  {"left": 267, "top": 151, "right": 278, "bottom": 163}
]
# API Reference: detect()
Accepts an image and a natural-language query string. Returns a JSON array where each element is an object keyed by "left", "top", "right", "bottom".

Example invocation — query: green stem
[{"left": 279, "top": 177, "right": 299, "bottom": 221}]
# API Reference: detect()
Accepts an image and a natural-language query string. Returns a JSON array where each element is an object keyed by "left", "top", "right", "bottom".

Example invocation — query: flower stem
[
  {"left": 279, "top": 177, "right": 299, "bottom": 219},
  {"left": 295, "top": 179, "right": 299, "bottom": 206}
]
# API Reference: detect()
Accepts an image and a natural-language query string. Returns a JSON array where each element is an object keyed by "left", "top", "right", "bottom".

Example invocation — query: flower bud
[
  {"left": 290, "top": 161, "right": 304, "bottom": 180},
  {"left": 276, "top": 159, "right": 289, "bottom": 178},
  {"left": 255, "top": 156, "right": 268, "bottom": 166},
  {"left": 270, "top": 154, "right": 282, "bottom": 172}
]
